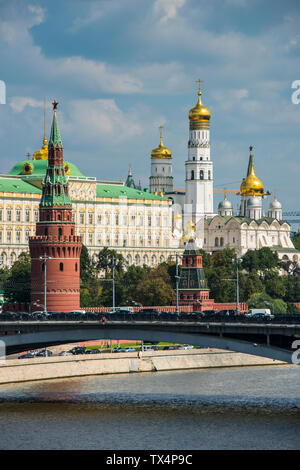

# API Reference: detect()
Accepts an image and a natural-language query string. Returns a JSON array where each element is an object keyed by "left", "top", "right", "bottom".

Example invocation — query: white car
[{"left": 179, "top": 344, "right": 194, "bottom": 350}]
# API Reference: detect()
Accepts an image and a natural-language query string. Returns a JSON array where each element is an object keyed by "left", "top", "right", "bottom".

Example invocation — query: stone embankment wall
[{"left": 0, "top": 349, "right": 285, "bottom": 385}]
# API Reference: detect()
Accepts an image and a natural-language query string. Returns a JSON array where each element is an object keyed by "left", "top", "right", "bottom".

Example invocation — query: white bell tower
[{"left": 184, "top": 80, "right": 214, "bottom": 227}]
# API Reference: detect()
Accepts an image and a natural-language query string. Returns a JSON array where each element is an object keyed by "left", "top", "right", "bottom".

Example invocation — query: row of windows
[
  {"left": 126, "top": 254, "right": 166, "bottom": 267},
  {"left": 0, "top": 230, "right": 31, "bottom": 243},
  {"left": 0, "top": 209, "right": 39, "bottom": 223},
  {"left": 77, "top": 213, "right": 169, "bottom": 227},
  {"left": 190, "top": 170, "right": 211, "bottom": 180},
  {"left": 82, "top": 231, "right": 170, "bottom": 247}
]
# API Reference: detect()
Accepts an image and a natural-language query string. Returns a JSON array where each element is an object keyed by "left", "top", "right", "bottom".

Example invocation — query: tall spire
[
  {"left": 49, "top": 99, "right": 63, "bottom": 149},
  {"left": 42, "top": 96, "right": 47, "bottom": 147},
  {"left": 32, "top": 97, "right": 48, "bottom": 160}
]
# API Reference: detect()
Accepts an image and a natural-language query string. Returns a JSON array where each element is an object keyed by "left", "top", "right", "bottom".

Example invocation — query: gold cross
[
  {"left": 159, "top": 125, "right": 163, "bottom": 144},
  {"left": 196, "top": 79, "right": 204, "bottom": 93}
]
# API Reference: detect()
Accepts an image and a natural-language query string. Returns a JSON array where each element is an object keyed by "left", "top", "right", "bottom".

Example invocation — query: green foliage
[
  {"left": 80, "top": 244, "right": 96, "bottom": 283},
  {"left": 247, "top": 291, "right": 287, "bottom": 313},
  {"left": 135, "top": 265, "right": 175, "bottom": 306},
  {"left": 292, "top": 233, "right": 300, "bottom": 251},
  {"left": 3, "top": 252, "right": 31, "bottom": 304},
  {"left": 286, "top": 303, "right": 300, "bottom": 314},
  {"left": 241, "top": 247, "right": 279, "bottom": 273},
  {"left": 264, "top": 271, "right": 286, "bottom": 299},
  {"left": 96, "top": 247, "right": 126, "bottom": 274}
]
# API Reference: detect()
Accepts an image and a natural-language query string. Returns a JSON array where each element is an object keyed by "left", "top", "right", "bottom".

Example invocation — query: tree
[
  {"left": 264, "top": 272, "right": 287, "bottom": 299},
  {"left": 3, "top": 252, "right": 31, "bottom": 304},
  {"left": 80, "top": 244, "right": 96, "bottom": 283},
  {"left": 135, "top": 265, "right": 175, "bottom": 306},
  {"left": 257, "top": 247, "right": 279, "bottom": 271},
  {"left": 247, "top": 291, "right": 287, "bottom": 313},
  {"left": 96, "top": 247, "right": 126, "bottom": 274},
  {"left": 291, "top": 233, "right": 300, "bottom": 251}
]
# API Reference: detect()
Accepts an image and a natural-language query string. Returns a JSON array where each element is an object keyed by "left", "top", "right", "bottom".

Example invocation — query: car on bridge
[
  {"left": 18, "top": 352, "right": 35, "bottom": 359},
  {"left": 69, "top": 346, "right": 86, "bottom": 355},
  {"left": 245, "top": 311, "right": 275, "bottom": 320},
  {"left": 139, "top": 308, "right": 161, "bottom": 315},
  {"left": 85, "top": 348, "right": 101, "bottom": 354},
  {"left": 217, "top": 309, "right": 239, "bottom": 317},
  {"left": 0, "top": 311, "right": 18, "bottom": 320},
  {"left": 194, "top": 310, "right": 218, "bottom": 318},
  {"left": 35, "top": 349, "right": 53, "bottom": 357}
]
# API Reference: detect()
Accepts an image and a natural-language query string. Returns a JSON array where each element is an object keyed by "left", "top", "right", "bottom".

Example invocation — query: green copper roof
[
  {"left": 8, "top": 159, "right": 84, "bottom": 178},
  {"left": 49, "top": 111, "right": 63, "bottom": 148},
  {"left": 179, "top": 267, "right": 209, "bottom": 291},
  {"left": 0, "top": 177, "right": 41, "bottom": 194},
  {"left": 96, "top": 184, "right": 168, "bottom": 201}
]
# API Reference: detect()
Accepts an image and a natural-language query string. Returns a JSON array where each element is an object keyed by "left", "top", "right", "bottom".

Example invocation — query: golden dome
[
  {"left": 33, "top": 135, "right": 48, "bottom": 160},
  {"left": 189, "top": 80, "right": 211, "bottom": 122},
  {"left": 151, "top": 126, "right": 172, "bottom": 159},
  {"left": 240, "top": 147, "right": 264, "bottom": 196}
]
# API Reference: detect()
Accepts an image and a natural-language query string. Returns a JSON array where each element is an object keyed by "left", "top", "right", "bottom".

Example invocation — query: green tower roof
[{"left": 49, "top": 100, "right": 63, "bottom": 148}]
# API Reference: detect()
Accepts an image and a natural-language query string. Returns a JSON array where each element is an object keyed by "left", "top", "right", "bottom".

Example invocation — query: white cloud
[
  {"left": 153, "top": 0, "right": 186, "bottom": 23},
  {"left": 69, "top": 0, "right": 125, "bottom": 32},
  {"left": 64, "top": 99, "right": 143, "bottom": 143},
  {"left": 10, "top": 96, "right": 43, "bottom": 113}
]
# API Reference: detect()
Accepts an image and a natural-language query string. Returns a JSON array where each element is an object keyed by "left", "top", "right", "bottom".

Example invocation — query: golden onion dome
[
  {"left": 240, "top": 147, "right": 264, "bottom": 196},
  {"left": 151, "top": 126, "right": 172, "bottom": 159},
  {"left": 33, "top": 135, "right": 48, "bottom": 160},
  {"left": 189, "top": 80, "right": 211, "bottom": 122}
]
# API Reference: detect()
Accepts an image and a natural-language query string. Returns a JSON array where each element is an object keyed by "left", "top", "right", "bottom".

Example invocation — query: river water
[{"left": 0, "top": 365, "right": 299, "bottom": 450}]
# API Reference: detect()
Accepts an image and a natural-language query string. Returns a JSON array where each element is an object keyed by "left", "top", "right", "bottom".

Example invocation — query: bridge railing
[{"left": 1, "top": 311, "right": 300, "bottom": 324}]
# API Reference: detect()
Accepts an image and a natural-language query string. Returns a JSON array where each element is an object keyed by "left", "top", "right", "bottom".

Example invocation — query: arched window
[
  {"left": 215, "top": 237, "right": 219, "bottom": 247},
  {"left": 191, "top": 170, "right": 194, "bottom": 180},
  {"left": 220, "top": 237, "right": 224, "bottom": 247},
  {"left": 75, "top": 262, "right": 78, "bottom": 272},
  {"left": 59, "top": 262, "right": 64, "bottom": 272},
  {"left": 200, "top": 170, "right": 204, "bottom": 180},
  {"left": 58, "top": 228, "right": 62, "bottom": 237},
  {"left": 208, "top": 170, "right": 211, "bottom": 180}
]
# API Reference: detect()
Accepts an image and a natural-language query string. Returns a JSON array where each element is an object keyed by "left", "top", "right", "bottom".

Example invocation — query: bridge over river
[{"left": 1, "top": 313, "right": 299, "bottom": 363}]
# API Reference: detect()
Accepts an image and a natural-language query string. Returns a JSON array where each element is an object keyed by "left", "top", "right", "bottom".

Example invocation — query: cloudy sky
[{"left": 0, "top": 0, "right": 299, "bottom": 211}]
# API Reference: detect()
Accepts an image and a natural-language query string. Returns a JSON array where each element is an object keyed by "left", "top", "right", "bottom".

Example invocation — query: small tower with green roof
[{"left": 178, "top": 238, "right": 215, "bottom": 311}]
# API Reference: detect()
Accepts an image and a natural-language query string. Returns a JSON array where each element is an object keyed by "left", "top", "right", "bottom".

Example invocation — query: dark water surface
[{"left": 0, "top": 365, "right": 299, "bottom": 450}]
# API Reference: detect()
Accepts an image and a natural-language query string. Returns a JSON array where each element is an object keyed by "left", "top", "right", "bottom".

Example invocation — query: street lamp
[
  {"left": 39, "top": 254, "right": 52, "bottom": 314},
  {"left": 169, "top": 253, "right": 182, "bottom": 316},
  {"left": 223, "top": 255, "right": 241, "bottom": 315},
  {"left": 235, "top": 256, "right": 240, "bottom": 315},
  {"left": 175, "top": 253, "right": 181, "bottom": 315},
  {"left": 98, "top": 256, "right": 116, "bottom": 311}
]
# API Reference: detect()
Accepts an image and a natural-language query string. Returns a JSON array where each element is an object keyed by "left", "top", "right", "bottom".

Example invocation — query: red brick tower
[
  {"left": 178, "top": 239, "right": 215, "bottom": 311},
  {"left": 29, "top": 100, "right": 82, "bottom": 313}
]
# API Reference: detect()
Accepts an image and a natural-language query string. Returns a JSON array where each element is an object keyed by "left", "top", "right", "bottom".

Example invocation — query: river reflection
[{"left": 0, "top": 366, "right": 299, "bottom": 450}]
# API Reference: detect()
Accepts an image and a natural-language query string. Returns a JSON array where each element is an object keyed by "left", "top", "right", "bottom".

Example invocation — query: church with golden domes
[{"left": 148, "top": 82, "right": 299, "bottom": 265}]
